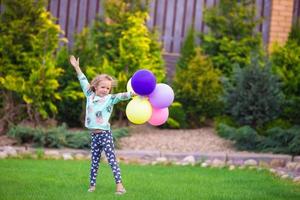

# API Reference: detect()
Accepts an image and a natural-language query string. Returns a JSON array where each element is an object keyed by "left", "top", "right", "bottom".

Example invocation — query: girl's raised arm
[
  {"left": 70, "top": 55, "right": 83, "bottom": 75},
  {"left": 70, "top": 55, "right": 92, "bottom": 97}
]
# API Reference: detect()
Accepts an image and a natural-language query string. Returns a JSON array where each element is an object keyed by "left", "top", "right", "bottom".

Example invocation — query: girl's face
[{"left": 95, "top": 80, "right": 112, "bottom": 97}]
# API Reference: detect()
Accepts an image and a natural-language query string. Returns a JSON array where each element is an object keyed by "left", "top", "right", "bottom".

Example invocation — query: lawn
[{"left": 0, "top": 159, "right": 299, "bottom": 200}]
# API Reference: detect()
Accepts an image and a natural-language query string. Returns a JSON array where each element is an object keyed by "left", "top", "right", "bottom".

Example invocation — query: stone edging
[{"left": 1, "top": 146, "right": 300, "bottom": 183}]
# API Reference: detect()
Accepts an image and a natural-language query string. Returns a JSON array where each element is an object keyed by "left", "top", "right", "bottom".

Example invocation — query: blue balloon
[{"left": 131, "top": 69, "right": 156, "bottom": 95}]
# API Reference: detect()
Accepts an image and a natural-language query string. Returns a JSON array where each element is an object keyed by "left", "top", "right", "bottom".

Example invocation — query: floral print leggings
[{"left": 90, "top": 130, "right": 122, "bottom": 186}]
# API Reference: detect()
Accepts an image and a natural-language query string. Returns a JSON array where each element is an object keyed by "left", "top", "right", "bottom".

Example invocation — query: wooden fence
[
  {"left": 1, "top": 0, "right": 299, "bottom": 80},
  {"left": 46, "top": 0, "right": 275, "bottom": 54},
  {"left": 1, "top": 0, "right": 300, "bottom": 53}
]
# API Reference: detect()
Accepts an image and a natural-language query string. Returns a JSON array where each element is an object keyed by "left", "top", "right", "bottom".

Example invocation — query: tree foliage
[
  {"left": 223, "top": 55, "right": 284, "bottom": 129},
  {"left": 173, "top": 48, "right": 223, "bottom": 127},
  {"left": 201, "top": 0, "right": 263, "bottom": 76},
  {"left": 0, "top": 0, "right": 64, "bottom": 131}
]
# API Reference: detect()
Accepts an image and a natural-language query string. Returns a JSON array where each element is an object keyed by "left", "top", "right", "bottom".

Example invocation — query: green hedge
[
  {"left": 216, "top": 122, "right": 300, "bottom": 158},
  {"left": 7, "top": 124, "right": 129, "bottom": 149}
]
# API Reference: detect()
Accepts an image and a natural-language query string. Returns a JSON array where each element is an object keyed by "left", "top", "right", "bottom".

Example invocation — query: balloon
[
  {"left": 126, "top": 97, "right": 152, "bottom": 124},
  {"left": 148, "top": 107, "right": 169, "bottom": 126},
  {"left": 126, "top": 78, "right": 134, "bottom": 93},
  {"left": 149, "top": 83, "right": 174, "bottom": 108},
  {"left": 131, "top": 69, "right": 156, "bottom": 95}
]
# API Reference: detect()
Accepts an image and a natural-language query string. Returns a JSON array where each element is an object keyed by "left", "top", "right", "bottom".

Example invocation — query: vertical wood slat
[
  {"left": 66, "top": 0, "right": 78, "bottom": 47},
  {"left": 256, "top": 0, "right": 263, "bottom": 32},
  {"left": 155, "top": 0, "right": 165, "bottom": 38},
  {"left": 77, "top": 0, "right": 87, "bottom": 32},
  {"left": 146, "top": 0, "right": 156, "bottom": 29},
  {"left": 173, "top": 0, "right": 186, "bottom": 53},
  {"left": 262, "top": 0, "right": 271, "bottom": 47},
  {"left": 88, "top": 0, "right": 97, "bottom": 25},
  {"left": 45, "top": 0, "right": 274, "bottom": 54},
  {"left": 194, "top": 0, "right": 204, "bottom": 44},
  {"left": 163, "top": 0, "right": 176, "bottom": 52},
  {"left": 293, "top": 0, "right": 300, "bottom": 22},
  {"left": 50, "top": 0, "right": 58, "bottom": 20},
  {"left": 184, "top": 0, "right": 196, "bottom": 36},
  {"left": 59, "top": 0, "right": 67, "bottom": 31}
]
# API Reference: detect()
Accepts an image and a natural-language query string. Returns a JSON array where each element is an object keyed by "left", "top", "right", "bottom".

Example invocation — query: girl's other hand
[{"left": 70, "top": 55, "right": 80, "bottom": 68}]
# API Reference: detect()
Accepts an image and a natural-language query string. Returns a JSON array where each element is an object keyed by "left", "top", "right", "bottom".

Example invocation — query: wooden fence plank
[
  {"left": 293, "top": 0, "right": 300, "bottom": 22},
  {"left": 77, "top": 0, "right": 87, "bottom": 33},
  {"left": 256, "top": 0, "right": 263, "bottom": 32},
  {"left": 194, "top": 0, "right": 203, "bottom": 44},
  {"left": 67, "top": 0, "right": 78, "bottom": 47},
  {"left": 184, "top": 0, "right": 195, "bottom": 37},
  {"left": 154, "top": 0, "right": 166, "bottom": 40},
  {"left": 146, "top": 0, "right": 156, "bottom": 29},
  {"left": 58, "top": 0, "right": 68, "bottom": 36},
  {"left": 173, "top": 0, "right": 185, "bottom": 53},
  {"left": 87, "top": 0, "right": 97, "bottom": 26},
  {"left": 50, "top": 0, "right": 59, "bottom": 21},
  {"left": 202, "top": 0, "right": 215, "bottom": 34},
  {"left": 163, "top": 0, "right": 176, "bottom": 52},
  {"left": 262, "top": 0, "right": 271, "bottom": 46},
  {"left": 43, "top": 0, "right": 278, "bottom": 54}
]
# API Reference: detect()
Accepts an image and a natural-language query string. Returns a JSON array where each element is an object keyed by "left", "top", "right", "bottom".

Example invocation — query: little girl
[{"left": 70, "top": 55, "right": 132, "bottom": 195}]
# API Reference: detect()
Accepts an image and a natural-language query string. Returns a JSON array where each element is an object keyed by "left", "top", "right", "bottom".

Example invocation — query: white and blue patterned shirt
[{"left": 78, "top": 73, "right": 132, "bottom": 130}]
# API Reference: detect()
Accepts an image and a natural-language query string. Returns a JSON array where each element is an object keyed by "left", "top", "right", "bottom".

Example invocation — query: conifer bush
[
  {"left": 271, "top": 23, "right": 300, "bottom": 125},
  {"left": 173, "top": 48, "right": 223, "bottom": 127},
  {"left": 163, "top": 102, "right": 187, "bottom": 129},
  {"left": 223, "top": 55, "right": 284, "bottom": 129},
  {"left": 0, "top": 0, "right": 64, "bottom": 129},
  {"left": 201, "top": 0, "right": 262, "bottom": 76}
]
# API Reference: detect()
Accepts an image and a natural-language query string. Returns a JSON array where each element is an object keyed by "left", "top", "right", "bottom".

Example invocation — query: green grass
[{"left": 0, "top": 159, "right": 299, "bottom": 200}]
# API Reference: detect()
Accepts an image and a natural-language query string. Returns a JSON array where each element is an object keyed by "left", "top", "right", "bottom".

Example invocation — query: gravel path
[{"left": 118, "top": 125, "right": 237, "bottom": 153}]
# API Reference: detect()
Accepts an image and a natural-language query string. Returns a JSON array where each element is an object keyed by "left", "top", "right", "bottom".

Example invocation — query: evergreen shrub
[
  {"left": 201, "top": 0, "right": 263, "bottom": 76},
  {"left": 223, "top": 56, "right": 284, "bottom": 129},
  {"left": 173, "top": 48, "right": 223, "bottom": 127},
  {"left": 7, "top": 124, "right": 128, "bottom": 149}
]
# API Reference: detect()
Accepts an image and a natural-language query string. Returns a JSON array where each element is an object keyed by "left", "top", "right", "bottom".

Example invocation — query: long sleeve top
[{"left": 78, "top": 73, "right": 132, "bottom": 130}]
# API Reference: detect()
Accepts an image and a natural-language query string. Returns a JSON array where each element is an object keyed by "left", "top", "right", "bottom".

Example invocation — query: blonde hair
[{"left": 90, "top": 74, "right": 117, "bottom": 92}]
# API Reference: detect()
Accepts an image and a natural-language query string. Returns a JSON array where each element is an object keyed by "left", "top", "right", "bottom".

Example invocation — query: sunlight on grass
[{"left": 0, "top": 159, "right": 299, "bottom": 200}]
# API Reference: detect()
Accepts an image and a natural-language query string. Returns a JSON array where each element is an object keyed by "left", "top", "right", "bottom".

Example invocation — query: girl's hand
[
  {"left": 130, "top": 91, "right": 137, "bottom": 97},
  {"left": 70, "top": 55, "right": 80, "bottom": 68},
  {"left": 70, "top": 55, "right": 83, "bottom": 75}
]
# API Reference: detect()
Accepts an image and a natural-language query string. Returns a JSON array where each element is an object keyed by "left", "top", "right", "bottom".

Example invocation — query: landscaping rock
[
  {"left": 293, "top": 176, "right": 300, "bottom": 183},
  {"left": 154, "top": 157, "right": 168, "bottom": 165},
  {"left": 62, "top": 153, "right": 73, "bottom": 160},
  {"left": 0, "top": 151, "right": 8, "bottom": 159},
  {"left": 201, "top": 162, "right": 209, "bottom": 168},
  {"left": 211, "top": 159, "right": 226, "bottom": 168},
  {"left": 74, "top": 153, "right": 86, "bottom": 160},
  {"left": 286, "top": 162, "right": 298, "bottom": 171},
  {"left": 244, "top": 159, "right": 258, "bottom": 166},
  {"left": 3, "top": 146, "right": 17, "bottom": 157},
  {"left": 181, "top": 155, "right": 196, "bottom": 165},
  {"left": 281, "top": 174, "right": 290, "bottom": 179},
  {"left": 229, "top": 165, "right": 235, "bottom": 170},
  {"left": 270, "top": 159, "right": 286, "bottom": 168},
  {"left": 44, "top": 150, "right": 61, "bottom": 159}
]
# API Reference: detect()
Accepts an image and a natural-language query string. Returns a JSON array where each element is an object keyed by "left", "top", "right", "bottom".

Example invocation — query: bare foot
[
  {"left": 88, "top": 185, "right": 96, "bottom": 192},
  {"left": 115, "top": 183, "right": 126, "bottom": 195}
]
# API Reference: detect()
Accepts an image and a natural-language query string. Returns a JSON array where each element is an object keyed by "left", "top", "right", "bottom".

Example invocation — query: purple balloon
[
  {"left": 149, "top": 83, "right": 174, "bottom": 108},
  {"left": 131, "top": 69, "right": 156, "bottom": 95}
]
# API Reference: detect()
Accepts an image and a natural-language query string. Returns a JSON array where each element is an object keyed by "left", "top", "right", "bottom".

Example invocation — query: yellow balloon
[
  {"left": 126, "top": 78, "right": 134, "bottom": 93},
  {"left": 126, "top": 97, "right": 152, "bottom": 124}
]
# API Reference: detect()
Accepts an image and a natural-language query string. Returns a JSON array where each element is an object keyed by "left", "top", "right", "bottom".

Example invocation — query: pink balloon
[
  {"left": 149, "top": 83, "right": 174, "bottom": 108},
  {"left": 148, "top": 107, "right": 169, "bottom": 126}
]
